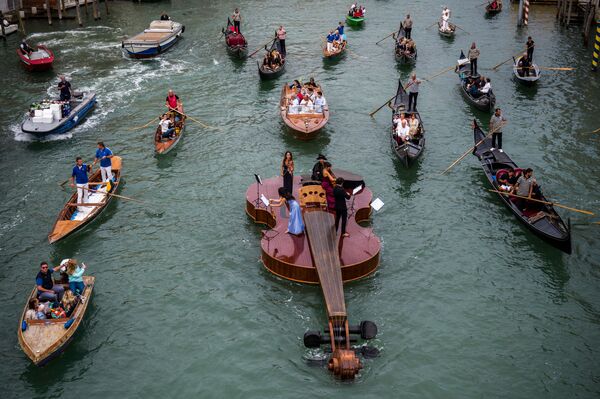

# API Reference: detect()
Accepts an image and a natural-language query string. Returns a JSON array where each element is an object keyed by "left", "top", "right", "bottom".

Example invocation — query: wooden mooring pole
[
  {"left": 593, "top": 18, "right": 600, "bottom": 71},
  {"left": 105, "top": 0, "right": 110, "bottom": 15},
  {"left": 45, "top": 0, "right": 52, "bottom": 25},
  {"left": 57, "top": 0, "right": 63, "bottom": 20},
  {"left": 75, "top": 0, "right": 83, "bottom": 27}
]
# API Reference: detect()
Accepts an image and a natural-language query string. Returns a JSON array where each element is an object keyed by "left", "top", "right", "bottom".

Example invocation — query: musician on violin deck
[
  {"left": 311, "top": 154, "right": 327, "bottom": 181},
  {"left": 269, "top": 187, "right": 305, "bottom": 235}
]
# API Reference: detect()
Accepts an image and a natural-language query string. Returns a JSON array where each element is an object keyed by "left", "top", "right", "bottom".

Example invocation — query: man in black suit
[
  {"left": 333, "top": 177, "right": 351, "bottom": 237},
  {"left": 311, "top": 154, "right": 327, "bottom": 181}
]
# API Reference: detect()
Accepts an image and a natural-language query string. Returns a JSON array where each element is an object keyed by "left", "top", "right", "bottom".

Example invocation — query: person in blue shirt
[
  {"left": 337, "top": 22, "right": 346, "bottom": 42},
  {"left": 326, "top": 31, "right": 335, "bottom": 53},
  {"left": 36, "top": 261, "right": 64, "bottom": 303},
  {"left": 70, "top": 157, "right": 92, "bottom": 212},
  {"left": 93, "top": 141, "right": 113, "bottom": 182}
]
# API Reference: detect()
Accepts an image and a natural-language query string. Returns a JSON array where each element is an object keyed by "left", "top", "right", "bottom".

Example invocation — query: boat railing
[{"left": 287, "top": 105, "right": 325, "bottom": 115}]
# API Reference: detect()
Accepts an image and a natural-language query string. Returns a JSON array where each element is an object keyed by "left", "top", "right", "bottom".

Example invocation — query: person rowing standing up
[
  {"left": 406, "top": 74, "right": 421, "bottom": 112},
  {"left": 526, "top": 36, "right": 535, "bottom": 62},
  {"left": 337, "top": 21, "right": 346, "bottom": 42},
  {"left": 441, "top": 7, "right": 451, "bottom": 31},
  {"left": 326, "top": 31, "right": 335, "bottom": 52},
  {"left": 403, "top": 14, "right": 413, "bottom": 39},
  {"left": 165, "top": 89, "right": 183, "bottom": 120},
  {"left": 58, "top": 75, "right": 72, "bottom": 102},
  {"left": 70, "top": 157, "right": 92, "bottom": 211},
  {"left": 277, "top": 26, "right": 287, "bottom": 56},
  {"left": 468, "top": 42, "right": 480, "bottom": 77},
  {"left": 489, "top": 108, "right": 507, "bottom": 152},
  {"left": 231, "top": 8, "right": 241, "bottom": 33},
  {"left": 93, "top": 141, "right": 113, "bottom": 182}
]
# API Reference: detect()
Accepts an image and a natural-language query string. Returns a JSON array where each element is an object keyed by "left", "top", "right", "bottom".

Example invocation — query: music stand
[
  {"left": 253, "top": 174, "right": 263, "bottom": 209},
  {"left": 348, "top": 185, "right": 362, "bottom": 216}
]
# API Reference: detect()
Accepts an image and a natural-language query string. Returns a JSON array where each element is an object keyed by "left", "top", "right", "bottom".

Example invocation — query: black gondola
[
  {"left": 390, "top": 80, "right": 425, "bottom": 167},
  {"left": 455, "top": 51, "right": 495, "bottom": 112},
  {"left": 471, "top": 120, "right": 572, "bottom": 253},
  {"left": 512, "top": 55, "right": 541, "bottom": 86},
  {"left": 258, "top": 37, "right": 286, "bottom": 80},
  {"left": 394, "top": 23, "right": 417, "bottom": 64},
  {"left": 222, "top": 18, "right": 248, "bottom": 58}
]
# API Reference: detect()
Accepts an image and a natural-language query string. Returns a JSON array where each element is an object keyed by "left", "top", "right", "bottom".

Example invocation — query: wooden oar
[
  {"left": 453, "top": 24, "right": 470, "bottom": 35},
  {"left": 441, "top": 122, "right": 506, "bottom": 175},
  {"left": 369, "top": 94, "right": 398, "bottom": 117},
  {"left": 128, "top": 116, "right": 160, "bottom": 131},
  {"left": 583, "top": 127, "right": 600, "bottom": 135},
  {"left": 249, "top": 36, "right": 275, "bottom": 58},
  {"left": 77, "top": 185, "right": 144, "bottom": 203},
  {"left": 426, "top": 21, "right": 438, "bottom": 29},
  {"left": 375, "top": 31, "right": 395, "bottom": 44},
  {"left": 167, "top": 107, "right": 220, "bottom": 130},
  {"left": 537, "top": 66, "right": 575, "bottom": 71},
  {"left": 491, "top": 50, "right": 528, "bottom": 70},
  {"left": 422, "top": 64, "right": 456, "bottom": 82},
  {"left": 488, "top": 190, "right": 595, "bottom": 216}
]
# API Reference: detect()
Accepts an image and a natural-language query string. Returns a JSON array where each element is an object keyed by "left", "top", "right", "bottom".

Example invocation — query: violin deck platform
[{"left": 245, "top": 173, "right": 380, "bottom": 284}]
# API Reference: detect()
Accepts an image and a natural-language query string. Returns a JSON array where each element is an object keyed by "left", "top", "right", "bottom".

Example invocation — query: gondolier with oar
[
  {"left": 70, "top": 157, "right": 92, "bottom": 212},
  {"left": 165, "top": 89, "right": 184, "bottom": 121},
  {"left": 93, "top": 142, "right": 113, "bottom": 182},
  {"left": 489, "top": 108, "right": 507, "bottom": 152},
  {"left": 277, "top": 26, "right": 286, "bottom": 56},
  {"left": 403, "top": 15, "right": 413, "bottom": 39}
]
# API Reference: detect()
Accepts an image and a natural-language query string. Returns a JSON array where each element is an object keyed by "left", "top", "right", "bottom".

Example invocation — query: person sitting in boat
[
  {"left": 305, "top": 77, "right": 318, "bottom": 89},
  {"left": 395, "top": 119, "right": 411, "bottom": 144},
  {"left": 478, "top": 78, "right": 492, "bottom": 96},
  {"left": 36, "top": 304, "right": 48, "bottom": 320},
  {"left": 269, "top": 187, "right": 305, "bottom": 235},
  {"left": 289, "top": 80, "right": 302, "bottom": 90},
  {"left": 288, "top": 94, "right": 301, "bottom": 114},
  {"left": 353, "top": 6, "right": 364, "bottom": 18},
  {"left": 20, "top": 40, "right": 34, "bottom": 55},
  {"left": 497, "top": 168, "right": 518, "bottom": 192},
  {"left": 64, "top": 259, "right": 86, "bottom": 297},
  {"left": 518, "top": 55, "right": 532, "bottom": 77},
  {"left": 160, "top": 11, "right": 170, "bottom": 21},
  {"left": 397, "top": 37, "right": 407, "bottom": 51},
  {"left": 490, "top": 0, "right": 499, "bottom": 10},
  {"left": 271, "top": 50, "right": 282, "bottom": 67},
  {"left": 58, "top": 75, "right": 72, "bottom": 102},
  {"left": 337, "top": 22, "right": 346, "bottom": 42},
  {"left": 408, "top": 114, "right": 420, "bottom": 138},
  {"left": 71, "top": 157, "right": 91, "bottom": 212},
  {"left": 326, "top": 31, "right": 335, "bottom": 52},
  {"left": 348, "top": 4, "right": 356, "bottom": 16},
  {"left": 262, "top": 51, "right": 274, "bottom": 70},
  {"left": 25, "top": 298, "right": 39, "bottom": 320},
  {"left": 62, "top": 290, "right": 80, "bottom": 318},
  {"left": 93, "top": 141, "right": 113, "bottom": 183},
  {"left": 405, "top": 40, "right": 416, "bottom": 55},
  {"left": 466, "top": 79, "right": 479, "bottom": 97},
  {"left": 514, "top": 168, "right": 540, "bottom": 210},
  {"left": 300, "top": 95, "right": 314, "bottom": 113},
  {"left": 36, "top": 261, "right": 65, "bottom": 304},
  {"left": 159, "top": 114, "right": 175, "bottom": 140},
  {"left": 332, "top": 30, "right": 342, "bottom": 50},
  {"left": 314, "top": 91, "right": 327, "bottom": 113}
]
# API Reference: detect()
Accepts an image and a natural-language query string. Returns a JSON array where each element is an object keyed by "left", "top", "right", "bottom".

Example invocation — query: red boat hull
[{"left": 17, "top": 45, "right": 54, "bottom": 72}]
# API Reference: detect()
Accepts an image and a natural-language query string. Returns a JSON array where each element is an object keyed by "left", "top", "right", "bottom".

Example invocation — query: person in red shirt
[{"left": 165, "top": 89, "right": 184, "bottom": 121}]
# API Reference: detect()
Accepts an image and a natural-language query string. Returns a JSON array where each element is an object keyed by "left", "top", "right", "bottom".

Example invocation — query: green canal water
[{"left": 1, "top": 1, "right": 599, "bottom": 397}]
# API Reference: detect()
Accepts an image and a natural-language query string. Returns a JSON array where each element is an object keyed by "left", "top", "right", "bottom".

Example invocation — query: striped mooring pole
[
  {"left": 523, "top": 0, "right": 530, "bottom": 26},
  {"left": 593, "top": 19, "right": 600, "bottom": 72}
]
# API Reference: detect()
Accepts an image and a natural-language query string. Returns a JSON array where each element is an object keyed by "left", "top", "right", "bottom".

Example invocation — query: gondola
[
  {"left": 437, "top": 19, "right": 456, "bottom": 38},
  {"left": 471, "top": 120, "right": 571, "bottom": 253},
  {"left": 258, "top": 37, "right": 286, "bottom": 80},
  {"left": 394, "top": 23, "right": 417, "bottom": 64},
  {"left": 512, "top": 56, "right": 541, "bottom": 86},
  {"left": 17, "top": 45, "right": 54, "bottom": 72},
  {"left": 48, "top": 157, "right": 122, "bottom": 244},
  {"left": 455, "top": 51, "right": 495, "bottom": 112},
  {"left": 154, "top": 113, "right": 186, "bottom": 154},
  {"left": 18, "top": 276, "right": 95, "bottom": 366},
  {"left": 485, "top": 1, "right": 502, "bottom": 16},
  {"left": 322, "top": 37, "right": 346, "bottom": 59},
  {"left": 222, "top": 18, "right": 248, "bottom": 58},
  {"left": 390, "top": 80, "right": 425, "bottom": 167},
  {"left": 280, "top": 83, "right": 329, "bottom": 139}
]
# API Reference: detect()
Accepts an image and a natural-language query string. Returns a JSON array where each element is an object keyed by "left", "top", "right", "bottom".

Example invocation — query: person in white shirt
[
  {"left": 314, "top": 91, "right": 327, "bottom": 113},
  {"left": 479, "top": 78, "right": 492, "bottom": 94},
  {"left": 159, "top": 114, "right": 175, "bottom": 139},
  {"left": 300, "top": 96, "right": 313, "bottom": 113},
  {"left": 288, "top": 94, "right": 300, "bottom": 114},
  {"left": 395, "top": 119, "right": 410, "bottom": 143},
  {"left": 441, "top": 7, "right": 451, "bottom": 31}
]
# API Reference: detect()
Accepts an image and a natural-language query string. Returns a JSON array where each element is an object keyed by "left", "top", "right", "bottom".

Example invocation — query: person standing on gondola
[
  {"left": 489, "top": 108, "right": 507, "bottom": 152},
  {"left": 526, "top": 36, "right": 535, "bottom": 62},
  {"left": 70, "top": 157, "right": 92, "bottom": 212},
  {"left": 281, "top": 151, "right": 294, "bottom": 195},
  {"left": 277, "top": 26, "right": 287, "bottom": 56},
  {"left": 403, "top": 15, "right": 413, "bottom": 39},
  {"left": 311, "top": 154, "right": 327, "bottom": 181},
  {"left": 160, "top": 11, "right": 170, "bottom": 21},
  {"left": 232, "top": 8, "right": 241, "bottom": 33},
  {"left": 406, "top": 74, "right": 421, "bottom": 112},
  {"left": 468, "top": 42, "right": 480, "bottom": 77},
  {"left": 334, "top": 178, "right": 351, "bottom": 237}
]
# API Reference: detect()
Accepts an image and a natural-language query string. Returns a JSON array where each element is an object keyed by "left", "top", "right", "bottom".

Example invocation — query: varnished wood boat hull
[
  {"left": 279, "top": 84, "right": 329, "bottom": 139},
  {"left": 18, "top": 276, "right": 95, "bottom": 366},
  {"left": 155, "top": 116, "right": 186, "bottom": 154}
]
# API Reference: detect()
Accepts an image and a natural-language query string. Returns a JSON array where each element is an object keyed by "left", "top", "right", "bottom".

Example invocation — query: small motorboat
[
  {"left": 1, "top": 18, "right": 18, "bottom": 36},
  {"left": 16, "top": 45, "right": 55, "bottom": 72},
  {"left": 122, "top": 20, "right": 184, "bottom": 58},
  {"left": 21, "top": 91, "right": 96, "bottom": 136}
]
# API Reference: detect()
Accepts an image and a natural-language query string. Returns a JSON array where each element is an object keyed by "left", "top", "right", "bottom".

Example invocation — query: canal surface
[{"left": 1, "top": 1, "right": 599, "bottom": 397}]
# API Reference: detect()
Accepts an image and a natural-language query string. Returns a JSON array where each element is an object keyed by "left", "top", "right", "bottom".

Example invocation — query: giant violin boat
[{"left": 245, "top": 170, "right": 381, "bottom": 379}]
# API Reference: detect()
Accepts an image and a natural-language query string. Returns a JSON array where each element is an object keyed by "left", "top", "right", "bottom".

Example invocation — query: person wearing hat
[
  {"left": 36, "top": 261, "right": 65, "bottom": 303},
  {"left": 312, "top": 154, "right": 327, "bottom": 181}
]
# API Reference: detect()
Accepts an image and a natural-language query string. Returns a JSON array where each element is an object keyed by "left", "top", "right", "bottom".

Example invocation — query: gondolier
[
  {"left": 468, "top": 42, "right": 480, "bottom": 76},
  {"left": 93, "top": 142, "right": 113, "bottom": 182},
  {"left": 489, "top": 108, "right": 506, "bottom": 151},
  {"left": 58, "top": 75, "right": 72, "bottom": 102},
  {"left": 403, "top": 15, "right": 413, "bottom": 39},
  {"left": 277, "top": 26, "right": 286, "bottom": 55},
  {"left": 70, "top": 157, "right": 92, "bottom": 211},
  {"left": 406, "top": 73, "right": 421, "bottom": 112},
  {"left": 526, "top": 36, "right": 535, "bottom": 61},
  {"left": 232, "top": 8, "right": 241, "bottom": 33}
]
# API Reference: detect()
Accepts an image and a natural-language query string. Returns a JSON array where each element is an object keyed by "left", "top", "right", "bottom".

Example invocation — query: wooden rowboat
[
  {"left": 16, "top": 45, "right": 54, "bottom": 72},
  {"left": 258, "top": 37, "right": 286, "bottom": 80},
  {"left": 512, "top": 56, "right": 541, "bottom": 86},
  {"left": 223, "top": 18, "right": 248, "bottom": 58},
  {"left": 471, "top": 120, "right": 571, "bottom": 253},
  {"left": 48, "top": 156, "right": 122, "bottom": 244},
  {"left": 280, "top": 84, "right": 329, "bottom": 139},
  {"left": 437, "top": 19, "right": 456, "bottom": 38},
  {"left": 390, "top": 80, "right": 425, "bottom": 167},
  {"left": 485, "top": 1, "right": 502, "bottom": 16},
  {"left": 455, "top": 51, "right": 496, "bottom": 112},
  {"left": 154, "top": 114, "right": 186, "bottom": 154},
  {"left": 346, "top": 14, "right": 365, "bottom": 26},
  {"left": 322, "top": 38, "right": 346, "bottom": 59},
  {"left": 18, "top": 276, "right": 95, "bottom": 366},
  {"left": 394, "top": 23, "right": 417, "bottom": 64}
]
